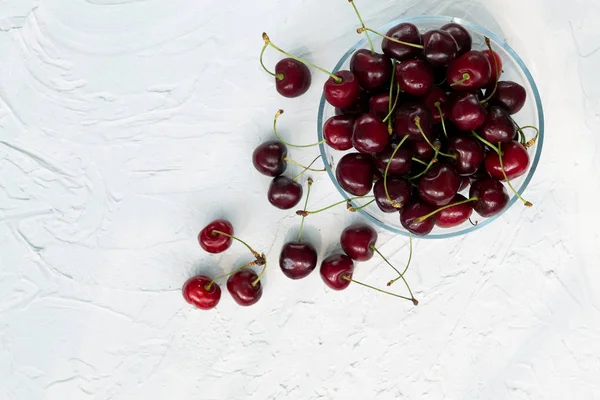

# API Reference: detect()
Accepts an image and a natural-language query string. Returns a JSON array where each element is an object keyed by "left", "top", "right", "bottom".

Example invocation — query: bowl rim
[{"left": 317, "top": 15, "right": 544, "bottom": 239}]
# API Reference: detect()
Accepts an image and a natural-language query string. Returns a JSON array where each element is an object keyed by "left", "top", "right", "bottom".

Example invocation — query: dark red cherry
[
  {"left": 435, "top": 194, "right": 474, "bottom": 228},
  {"left": 274, "top": 58, "right": 311, "bottom": 98},
  {"left": 324, "top": 70, "right": 361, "bottom": 109},
  {"left": 335, "top": 90, "right": 370, "bottom": 117},
  {"left": 227, "top": 269, "right": 262, "bottom": 306},
  {"left": 373, "top": 143, "right": 412, "bottom": 175},
  {"left": 484, "top": 141, "right": 530, "bottom": 181},
  {"left": 446, "top": 134, "right": 485, "bottom": 176},
  {"left": 340, "top": 224, "right": 377, "bottom": 261},
  {"left": 447, "top": 51, "right": 492, "bottom": 90},
  {"left": 324, "top": 115, "right": 355, "bottom": 151},
  {"left": 422, "top": 30, "right": 458, "bottom": 67},
  {"left": 369, "top": 93, "right": 391, "bottom": 120},
  {"left": 320, "top": 254, "right": 354, "bottom": 290},
  {"left": 411, "top": 139, "right": 437, "bottom": 161},
  {"left": 482, "top": 50, "right": 503, "bottom": 81},
  {"left": 400, "top": 201, "right": 437, "bottom": 236},
  {"left": 393, "top": 103, "right": 434, "bottom": 141},
  {"left": 336, "top": 153, "right": 375, "bottom": 196},
  {"left": 252, "top": 140, "right": 287, "bottom": 177},
  {"left": 478, "top": 106, "right": 516, "bottom": 143},
  {"left": 490, "top": 81, "right": 527, "bottom": 115},
  {"left": 469, "top": 179, "right": 509, "bottom": 217},
  {"left": 353, "top": 113, "right": 390, "bottom": 154},
  {"left": 423, "top": 87, "right": 448, "bottom": 124},
  {"left": 199, "top": 219, "right": 233, "bottom": 254},
  {"left": 382, "top": 22, "right": 422, "bottom": 61},
  {"left": 279, "top": 242, "right": 318, "bottom": 280},
  {"left": 268, "top": 176, "right": 303, "bottom": 209},
  {"left": 350, "top": 49, "right": 393, "bottom": 91},
  {"left": 395, "top": 59, "right": 434, "bottom": 96},
  {"left": 418, "top": 164, "right": 461, "bottom": 206},
  {"left": 441, "top": 23, "right": 472, "bottom": 55},
  {"left": 182, "top": 275, "right": 221, "bottom": 310},
  {"left": 448, "top": 92, "right": 486, "bottom": 131},
  {"left": 373, "top": 177, "right": 412, "bottom": 213}
]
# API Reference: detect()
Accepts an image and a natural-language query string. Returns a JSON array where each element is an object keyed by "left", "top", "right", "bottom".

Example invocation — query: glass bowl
[{"left": 317, "top": 15, "right": 544, "bottom": 239}]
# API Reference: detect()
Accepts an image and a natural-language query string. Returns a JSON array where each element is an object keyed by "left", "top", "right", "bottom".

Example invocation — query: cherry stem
[
  {"left": 292, "top": 155, "right": 322, "bottom": 181},
  {"left": 263, "top": 33, "right": 342, "bottom": 83},
  {"left": 205, "top": 260, "right": 258, "bottom": 290},
  {"left": 415, "top": 117, "right": 456, "bottom": 159},
  {"left": 450, "top": 72, "right": 471, "bottom": 87},
  {"left": 348, "top": 0, "right": 374, "bottom": 53},
  {"left": 357, "top": 27, "right": 424, "bottom": 49},
  {"left": 384, "top": 135, "right": 409, "bottom": 208},
  {"left": 481, "top": 37, "right": 499, "bottom": 103},
  {"left": 412, "top": 157, "right": 428, "bottom": 166},
  {"left": 350, "top": 198, "right": 375, "bottom": 212},
  {"left": 497, "top": 142, "right": 533, "bottom": 207},
  {"left": 297, "top": 178, "right": 313, "bottom": 242},
  {"left": 274, "top": 109, "right": 326, "bottom": 148},
  {"left": 471, "top": 130, "right": 500, "bottom": 154},
  {"left": 517, "top": 125, "right": 540, "bottom": 148},
  {"left": 343, "top": 275, "right": 417, "bottom": 305},
  {"left": 212, "top": 230, "right": 261, "bottom": 259},
  {"left": 370, "top": 245, "right": 401, "bottom": 276},
  {"left": 469, "top": 217, "right": 478, "bottom": 226},
  {"left": 388, "top": 233, "right": 412, "bottom": 285},
  {"left": 284, "top": 157, "right": 325, "bottom": 173},
  {"left": 297, "top": 195, "right": 374, "bottom": 216},
  {"left": 252, "top": 260, "right": 267, "bottom": 287},
  {"left": 416, "top": 197, "right": 478, "bottom": 223},
  {"left": 409, "top": 152, "right": 439, "bottom": 180},
  {"left": 383, "top": 84, "right": 401, "bottom": 124},
  {"left": 386, "top": 60, "right": 398, "bottom": 133},
  {"left": 260, "top": 42, "right": 284, "bottom": 80},
  {"left": 435, "top": 102, "right": 448, "bottom": 138}
]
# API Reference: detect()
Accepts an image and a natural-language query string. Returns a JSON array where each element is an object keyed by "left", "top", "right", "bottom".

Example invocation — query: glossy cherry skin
[
  {"left": 336, "top": 153, "right": 375, "bottom": 196},
  {"left": 182, "top": 275, "right": 221, "bottom": 310},
  {"left": 469, "top": 179, "right": 509, "bottom": 217},
  {"left": 199, "top": 219, "right": 233, "bottom": 253},
  {"left": 353, "top": 114, "right": 390, "bottom": 154},
  {"left": 324, "top": 70, "right": 361, "bottom": 109},
  {"left": 275, "top": 58, "right": 311, "bottom": 98},
  {"left": 400, "top": 201, "right": 437, "bottom": 236},
  {"left": 393, "top": 103, "right": 434, "bottom": 141},
  {"left": 373, "top": 144, "right": 412, "bottom": 175},
  {"left": 441, "top": 23, "right": 472, "bottom": 55},
  {"left": 252, "top": 140, "right": 287, "bottom": 177},
  {"left": 484, "top": 141, "right": 530, "bottom": 181},
  {"left": 447, "top": 134, "right": 485, "bottom": 176},
  {"left": 435, "top": 194, "right": 474, "bottom": 228},
  {"left": 369, "top": 93, "right": 391, "bottom": 120},
  {"left": 395, "top": 59, "right": 434, "bottom": 96},
  {"left": 418, "top": 164, "right": 461, "bottom": 206},
  {"left": 482, "top": 50, "right": 503, "bottom": 82},
  {"left": 422, "top": 30, "right": 458, "bottom": 67},
  {"left": 227, "top": 269, "right": 262, "bottom": 306},
  {"left": 490, "top": 81, "right": 527, "bottom": 115},
  {"left": 340, "top": 224, "right": 377, "bottom": 262},
  {"left": 324, "top": 115, "right": 355, "bottom": 151},
  {"left": 374, "top": 177, "right": 412, "bottom": 213},
  {"left": 350, "top": 49, "right": 393, "bottom": 91},
  {"left": 320, "top": 254, "right": 355, "bottom": 290},
  {"left": 411, "top": 139, "right": 437, "bottom": 161},
  {"left": 382, "top": 22, "right": 422, "bottom": 61},
  {"left": 478, "top": 106, "right": 516, "bottom": 143},
  {"left": 447, "top": 51, "right": 492, "bottom": 90},
  {"left": 448, "top": 92, "right": 486, "bottom": 131},
  {"left": 268, "top": 176, "right": 303, "bottom": 209},
  {"left": 335, "top": 90, "right": 370, "bottom": 117},
  {"left": 279, "top": 241, "right": 318, "bottom": 280},
  {"left": 423, "top": 87, "right": 448, "bottom": 124}
]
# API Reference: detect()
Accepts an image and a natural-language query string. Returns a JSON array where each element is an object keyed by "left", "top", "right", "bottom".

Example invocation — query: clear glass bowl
[{"left": 317, "top": 15, "right": 544, "bottom": 239}]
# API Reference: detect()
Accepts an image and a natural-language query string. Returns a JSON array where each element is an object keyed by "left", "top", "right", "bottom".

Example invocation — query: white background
[{"left": 1, "top": 0, "right": 599, "bottom": 399}]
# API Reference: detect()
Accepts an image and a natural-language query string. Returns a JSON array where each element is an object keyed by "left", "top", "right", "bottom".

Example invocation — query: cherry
[
  {"left": 198, "top": 219, "right": 233, "bottom": 253},
  {"left": 227, "top": 269, "right": 263, "bottom": 306},
  {"left": 252, "top": 140, "right": 287, "bottom": 177},
  {"left": 353, "top": 113, "right": 390, "bottom": 154},
  {"left": 340, "top": 224, "right": 377, "bottom": 261},
  {"left": 423, "top": 87, "right": 448, "bottom": 124},
  {"left": 448, "top": 92, "right": 486, "bottom": 131},
  {"left": 422, "top": 30, "right": 458, "bottom": 67},
  {"left": 393, "top": 103, "right": 434, "bottom": 141},
  {"left": 418, "top": 163, "right": 461, "bottom": 206},
  {"left": 381, "top": 23, "right": 422, "bottom": 61},
  {"left": 350, "top": 49, "right": 393, "bottom": 91},
  {"left": 478, "top": 106, "right": 516, "bottom": 143},
  {"left": 369, "top": 93, "right": 391, "bottom": 120},
  {"left": 484, "top": 141, "right": 530, "bottom": 181},
  {"left": 446, "top": 134, "right": 485, "bottom": 176},
  {"left": 490, "top": 81, "right": 527, "bottom": 115},
  {"left": 324, "top": 70, "right": 361, "bottom": 109},
  {"left": 395, "top": 59, "right": 434, "bottom": 96},
  {"left": 374, "top": 144, "right": 412, "bottom": 175},
  {"left": 268, "top": 176, "right": 303, "bottom": 209},
  {"left": 400, "top": 201, "right": 437, "bottom": 236},
  {"left": 447, "top": 51, "right": 492, "bottom": 90},
  {"left": 374, "top": 177, "right": 412, "bottom": 212},
  {"left": 324, "top": 115, "right": 355, "bottom": 151},
  {"left": 434, "top": 194, "right": 474, "bottom": 228},
  {"left": 411, "top": 139, "right": 437, "bottom": 161},
  {"left": 469, "top": 179, "right": 509, "bottom": 217},
  {"left": 182, "top": 275, "right": 221, "bottom": 310},
  {"left": 273, "top": 58, "right": 311, "bottom": 98},
  {"left": 320, "top": 254, "right": 354, "bottom": 290},
  {"left": 336, "top": 153, "right": 375, "bottom": 196},
  {"left": 441, "top": 23, "right": 472, "bottom": 55},
  {"left": 482, "top": 49, "right": 503, "bottom": 82},
  {"left": 335, "top": 90, "right": 370, "bottom": 116}
]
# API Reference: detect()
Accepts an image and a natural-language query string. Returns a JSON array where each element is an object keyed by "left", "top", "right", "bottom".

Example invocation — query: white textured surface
[{"left": 1, "top": 0, "right": 599, "bottom": 399}]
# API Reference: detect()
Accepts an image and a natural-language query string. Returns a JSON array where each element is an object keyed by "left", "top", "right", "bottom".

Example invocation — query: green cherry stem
[
  {"left": 260, "top": 42, "right": 284, "bottom": 80},
  {"left": 497, "top": 143, "right": 533, "bottom": 207},
  {"left": 274, "top": 109, "right": 326, "bottom": 148},
  {"left": 350, "top": 198, "right": 376, "bottom": 212},
  {"left": 343, "top": 275, "right": 418, "bottom": 305},
  {"left": 481, "top": 37, "right": 499, "bottom": 103},
  {"left": 383, "top": 84, "right": 401, "bottom": 124},
  {"left": 471, "top": 130, "right": 501, "bottom": 154},
  {"left": 516, "top": 125, "right": 540, "bottom": 148},
  {"left": 297, "top": 178, "right": 313, "bottom": 242},
  {"left": 292, "top": 155, "right": 322, "bottom": 182},
  {"left": 388, "top": 233, "right": 413, "bottom": 285},
  {"left": 285, "top": 157, "right": 326, "bottom": 172},
  {"left": 357, "top": 27, "right": 424, "bottom": 49},
  {"left": 416, "top": 197, "right": 478, "bottom": 223},
  {"left": 348, "top": 0, "right": 374, "bottom": 53},
  {"left": 384, "top": 135, "right": 409, "bottom": 208},
  {"left": 262, "top": 33, "right": 342, "bottom": 83},
  {"left": 435, "top": 102, "right": 448, "bottom": 138},
  {"left": 212, "top": 230, "right": 261, "bottom": 259},
  {"left": 450, "top": 73, "right": 471, "bottom": 87},
  {"left": 252, "top": 260, "right": 267, "bottom": 287},
  {"left": 205, "top": 260, "right": 258, "bottom": 290},
  {"left": 296, "top": 195, "right": 375, "bottom": 216},
  {"left": 370, "top": 244, "right": 417, "bottom": 301},
  {"left": 409, "top": 153, "right": 439, "bottom": 180},
  {"left": 415, "top": 117, "right": 456, "bottom": 159},
  {"left": 412, "top": 157, "right": 428, "bottom": 166}
]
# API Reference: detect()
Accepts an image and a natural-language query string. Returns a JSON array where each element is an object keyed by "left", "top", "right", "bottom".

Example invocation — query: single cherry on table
[{"left": 182, "top": 275, "right": 221, "bottom": 310}]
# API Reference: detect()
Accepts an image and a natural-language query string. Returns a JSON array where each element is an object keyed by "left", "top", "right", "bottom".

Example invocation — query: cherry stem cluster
[
  {"left": 348, "top": 0, "right": 374, "bottom": 53},
  {"left": 383, "top": 135, "right": 408, "bottom": 208},
  {"left": 297, "top": 178, "right": 313, "bottom": 242}
]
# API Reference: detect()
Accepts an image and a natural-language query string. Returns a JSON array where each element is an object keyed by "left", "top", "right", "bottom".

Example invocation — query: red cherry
[
  {"left": 423, "top": 87, "right": 448, "bottom": 124},
  {"left": 478, "top": 106, "right": 516, "bottom": 143},
  {"left": 279, "top": 242, "right": 318, "bottom": 280},
  {"left": 393, "top": 103, "right": 435, "bottom": 141},
  {"left": 382, "top": 22, "right": 422, "bottom": 61},
  {"left": 369, "top": 93, "right": 391, "bottom": 120},
  {"left": 324, "top": 70, "right": 361, "bottom": 109},
  {"left": 227, "top": 269, "right": 262, "bottom": 306},
  {"left": 400, "top": 201, "right": 437, "bottom": 236},
  {"left": 441, "top": 23, "right": 472, "bottom": 55},
  {"left": 395, "top": 59, "right": 434, "bottom": 96},
  {"left": 447, "top": 51, "right": 492, "bottom": 90},
  {"left": 373, "top": 143, "right": 413, "bottom": 175},
  {"left": 446, "top": 134, "right": 485, "bottom": 176},
  {"left": 482, "top": 50, "right": 503, "bottom": 82},
  {"left": 340, "top": 224, "right": 377, "bottom": 262},
  {"left": 335, "top": 153, "right": 375, "bottom": 196},
  {"left": 484, "top": 141, "right": 530, "bottom": 181},
  {"left": 418, "top": 164, "right": 461, "bottom": 206},
  {"left": 268, "top": 176, "right": 303, "bottom": 210},
  {"left": 422, "top": 29, "right": 458, "bottom": 67},
  {"left": 435, "top": 194, "right": 474, "bottom": 228},
  {"left": 324, "top": 115, "right": 355, "bottom": 151},
  {"left": 252, "top": 140, "right": 287, "bottom": 177},
  {"left": 490, "top": 81, "right": 527, "bottom": 115},
  {"left": 182, "top": 275, "right": 221, "bottom": 310},
  {"left": 373, "top": 177, "right": 412, "bottom": 213},
  {"left": 448, "top": 92, "right": 487, "bottom": 131},
  {"left": 352, "top": 113, "right": 390, "bottom": 154},
  {"left": 469, "top": 179, "right": 509, "bottom": 217},
  {"left": 274, "top": 58, "right": 311, "bottom": 98},
  {"left": 350, "top": 49, "right": 393, "bottom": 91},
  {"left": 199, "top": 220, "right": 233, "bottom": 254},
  {"left": 320, "top": 254, "right": 355, "bottom": 290}
]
